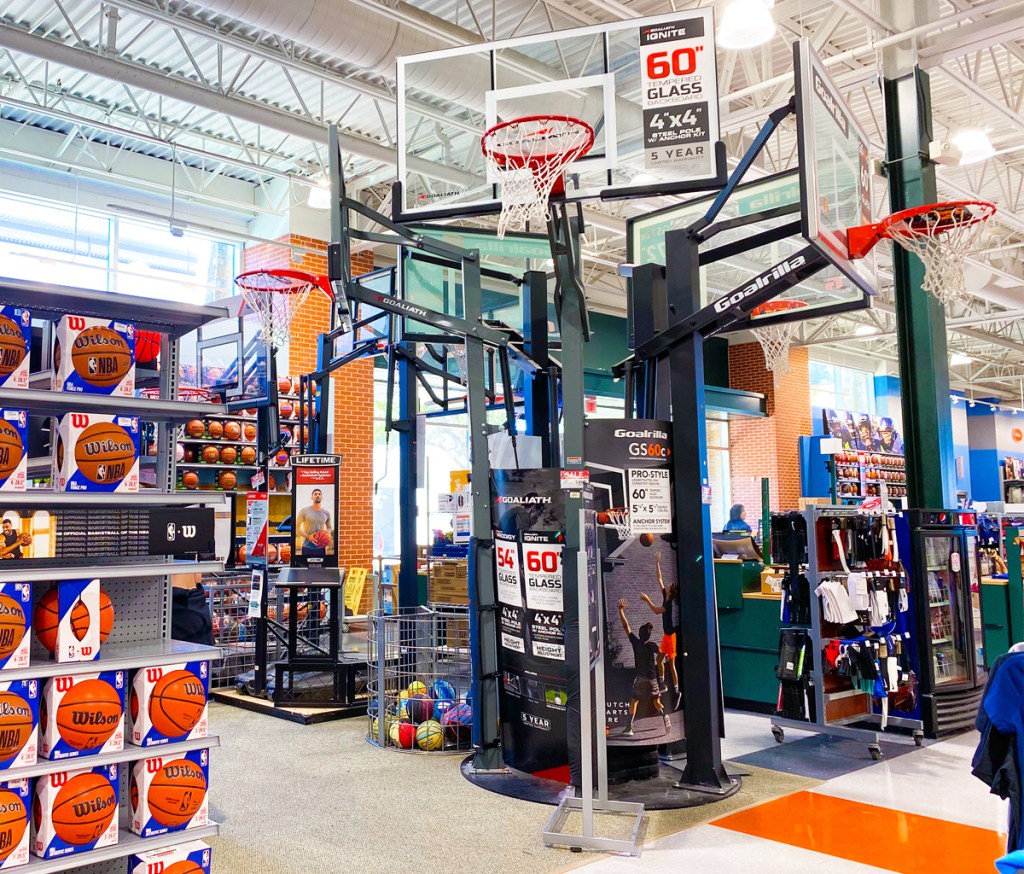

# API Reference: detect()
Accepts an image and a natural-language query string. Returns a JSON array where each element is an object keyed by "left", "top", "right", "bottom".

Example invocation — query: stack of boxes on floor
[{"left": 0, "top": 312, "right": 212, "bottom": 870}]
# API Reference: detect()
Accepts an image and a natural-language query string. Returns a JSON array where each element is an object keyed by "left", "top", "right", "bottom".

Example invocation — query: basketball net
[
  {"left": 605, "top": 508, "right": 631, "bottom": 540},
  {"left": 451, "top": 345, "right": 469, "bottom": 386},
  {"left": 233, "top": 270, "right": 317, "bottom": 350},
  {"left": 749, "top": 300, "right": 807, "bottom": 385},
  {"left": 481, "top": 116, "right": 594, "bottom": 239}
]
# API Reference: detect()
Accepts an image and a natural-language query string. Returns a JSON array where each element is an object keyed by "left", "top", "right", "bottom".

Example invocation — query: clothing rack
[{"left": 770, "top": 506, "right": 925, "bottom": 758}]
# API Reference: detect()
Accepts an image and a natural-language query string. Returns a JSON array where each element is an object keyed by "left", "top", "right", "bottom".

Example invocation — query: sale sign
[{"left": 639, "top": 10, "right": 718, "bottom": 175}]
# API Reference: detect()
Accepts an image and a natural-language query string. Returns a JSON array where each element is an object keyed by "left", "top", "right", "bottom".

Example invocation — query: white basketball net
[
  {"left": 882, "top": 203, "right": 995, "bottom": 306},
  {"left": 482, "top": 117, "right": 594, "bottom": 239},
  {"left": 451, "top": 345, "right": 469, "bottom": 385},
  {"left": 752, "top": 321, "right": 802, "bottom": 385},
  {"left": 233, "top": 271, "right": 315, "bottom": 349},
  {"left": 605, "top": 509, "right": 631, "bottom": 540}
]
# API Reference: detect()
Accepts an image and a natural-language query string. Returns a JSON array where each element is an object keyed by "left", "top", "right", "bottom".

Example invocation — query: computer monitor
[{"left": 712, "top": 536, "right": 762, "bottom": 561}]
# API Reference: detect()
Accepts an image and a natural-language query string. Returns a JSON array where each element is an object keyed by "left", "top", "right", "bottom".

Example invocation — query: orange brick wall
[
  {"left": 243, "top": 236, "right": 375, "bottom": 572},
  {"left": 728, "top": 343, "right": 810, "bottom": 518}
]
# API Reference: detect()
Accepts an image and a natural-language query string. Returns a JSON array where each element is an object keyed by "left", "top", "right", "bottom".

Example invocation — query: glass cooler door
[{"left": 923, "top": 534, "right": 971, "bottom": 687}]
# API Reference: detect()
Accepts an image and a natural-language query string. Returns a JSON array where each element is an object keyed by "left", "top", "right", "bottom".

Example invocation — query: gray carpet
[{"left": 207, "top": 702, "right": 816, "bottom": 873}]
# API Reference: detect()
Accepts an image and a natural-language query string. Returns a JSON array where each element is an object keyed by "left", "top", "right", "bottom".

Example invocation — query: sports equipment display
[
  {"left": 99, "top": 589, "right": 114, "bottom": 643},
  {"left": 34, "top": 588, "right": 59, "bottom": 652},
  {"left": 275, "top": 450, "right": 289, "bottom": 467},
  {"left": 51, "top": 772, "right": 117, "bottom": 844},
  {"left": 749, "top": 299, "right": 809, "bottom": 381},
  {"left": 0, "top": 421, "right": 23, "bottom": 482},
  {"left": 73, "top": 422, "right": 136, "bottom": 485},
  {"left": 163, "top": 862, "right": 204, "bottom": 874},
  {"left": 0, "top": 690, "right": 33, "bottom": 758},
  {"left": 605, "top": 508, "right": 631, "bottom": 541},
  {"left": 55, "top": 679, "right": 122, "bottom": 750},
  {"left": 0, "top": 788, "right": 25, "bottom": 860},
  {"left": 847, "top": 200, "right": 996, "bottom": 305},
  {"left": 482, "top": 115, "right": 594, "bottom": 238},
  {"left": 70, "top": 599, "right": 90, "bottom": 641},
  {"left": 218, "top": 471, "right": 237, "bottom": 490},
  {"left": 200, "top": 446, "right": 219, "bottom": 464},
  {"left": 278, "top": 543, "right": 291, "bottom": 563},
  {"left": 0, "top": 594, "right": 26, "bottom": 659},
  {"left": 207, "top": 421, "right": 223, "bottom": 440},
  {"left": 431, "top": 679, "right": 455, "bottom": 701},
  {"left": 416, "top": 720, "right": 444, "bottom": 751},
  {"left": 243, "top": 423, "right": 257, "bottom": 441},
  {"left": 223, "top": 421, "right": 242, "bottom": 441},
  {"left": 134, "top": 329, "right": 161, "bottom": 365},
  {"left": 441, "top": 703, "right": 472, "bottom": 741},
  {"left": 147, "top": 759, "right": 207, "bottom": 828},
  {"left": 185, "top": 420, "right": 205, "bottom": 438},
  {"left": 0, "top": 316, "right": 27, "bottom": 379},
  {"left": 233, "top": 268, "right": 328, "bottom": 349},
  {"left": 407, "top": 681, "right": 426, "bottom": 696},
  {"left": 182, "top": 471, "right": 199, "bottom": 490},
  {"left": 219, "top": 446, "right": 237, "bottom": 465},
  {"left": 279, "top": 400, "right": 293, "bottom": 419},
  {"left": 407, "top": 693, "right": 434, "bottom": 724},
  {"left": 277, "top": 377, "right": 292, "bottom": 394},
  {"left": 149, "top": 670, "right": 207, "bottom": 738},
  {"left": 71, "top": 327, "right": 133, "bottom": 388},
  {"left": 389, "top": 721, "right": 416, "bottom": 749},
  {"left": 240, "top": 446, "right": 257, "bottom": 465}
]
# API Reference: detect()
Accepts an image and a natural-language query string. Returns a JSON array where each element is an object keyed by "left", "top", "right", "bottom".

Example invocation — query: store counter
[
  {"left": 981, "top": 526, "right": 1024, "bottom": 664},
  {"left": 715, "top": 559, "right": 781, "bottom": 708}
]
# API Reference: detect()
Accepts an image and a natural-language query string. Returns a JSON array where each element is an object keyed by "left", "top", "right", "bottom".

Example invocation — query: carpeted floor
[{"left": 207, "top": 703, "right": 816, "bottom": 873}]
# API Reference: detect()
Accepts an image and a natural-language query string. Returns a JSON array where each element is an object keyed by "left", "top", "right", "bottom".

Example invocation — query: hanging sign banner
[{"left": 291, "top": 454, "right": 342, "bottom": 568}]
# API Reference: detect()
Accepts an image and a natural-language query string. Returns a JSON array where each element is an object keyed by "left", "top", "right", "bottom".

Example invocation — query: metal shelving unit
[
  {"left": 0, "top": 278, "right": 228, "bottom": 872},
  {"left": 7, "top": 736, "right": 220, "bottom": 781}
]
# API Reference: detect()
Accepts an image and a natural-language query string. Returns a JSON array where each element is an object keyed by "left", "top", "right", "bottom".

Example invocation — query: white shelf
[
  {"left": 5, "top": 491, "right": 226, "bottom": 507},
  {"left": 0, "top": 640, "right": 221, "bottom": 683},
  {"left": 21, "top": 823, "right": 220, "bottom": 874},
  {"left": 0, "top": 387, "right": 227, "bottom": 422},
  {"left": 0, "top": 559, "right": 223, "bottom": 584},
  {"left": 6, "top": 735, "right": 220, "bottom": 781}
]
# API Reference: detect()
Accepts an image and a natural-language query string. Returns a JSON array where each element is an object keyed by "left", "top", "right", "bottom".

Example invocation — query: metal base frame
[{"left": 543, "top": 796, "right": 645, "bottom": 856}]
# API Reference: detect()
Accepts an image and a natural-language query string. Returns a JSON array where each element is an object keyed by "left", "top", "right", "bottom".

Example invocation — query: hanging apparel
[
  {"left": 846, "top": 572, "right": 869, "bottom": 612},
  {"left": 815, "top": 580, "right": 859, "bottom": 625}
]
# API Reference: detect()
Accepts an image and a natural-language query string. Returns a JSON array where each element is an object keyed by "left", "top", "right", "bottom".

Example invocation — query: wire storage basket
[{"left": 366, "top": 606, "right": 472, "bottom": 753}]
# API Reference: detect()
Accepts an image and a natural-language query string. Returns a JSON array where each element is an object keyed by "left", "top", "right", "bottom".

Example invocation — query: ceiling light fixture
[
  {"left": 307, "top": 178, "right": 331, "bottom": 210},
  {"left": 854, "top": 325, "right": 878, "bottom": 336},
  {"left": 949, "top": 351, "right": 974, "bottom": 366},
  {"left": 717, "top": 0, "right": 776, "bottom": 50},
  {"left": 952, "top": 129, "right": 995, "bottom": 165}
]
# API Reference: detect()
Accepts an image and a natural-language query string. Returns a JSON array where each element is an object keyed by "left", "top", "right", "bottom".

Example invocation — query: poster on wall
[
  {"left": 491, "top": 469, "right": 569, "bottom": 776},
  {"left": 291, "top": 455, "right": 342, "bottom": 568},
  {"left": 823, "top": 409, "right": 904, "bottom": 455},
  {"left": 585, "top": 420, "right": 684, "bottom": 746}
]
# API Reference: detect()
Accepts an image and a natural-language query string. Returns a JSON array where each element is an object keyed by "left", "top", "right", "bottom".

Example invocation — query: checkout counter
[
  {"left": 714, "top": 535, "right": 782, "bottom": 709},
  {"left": 980, "top": 525, "right": 1024, "bottom": 662}
]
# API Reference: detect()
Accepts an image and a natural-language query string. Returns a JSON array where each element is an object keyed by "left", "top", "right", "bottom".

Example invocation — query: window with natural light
[{"left": 809, "top": 360, "right": 875, "bottom": 413}]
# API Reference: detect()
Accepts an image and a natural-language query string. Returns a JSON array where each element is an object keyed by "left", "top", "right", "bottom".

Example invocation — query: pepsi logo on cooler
[{"left": 52, "top": 315, "right": 135, "bottom": 396}]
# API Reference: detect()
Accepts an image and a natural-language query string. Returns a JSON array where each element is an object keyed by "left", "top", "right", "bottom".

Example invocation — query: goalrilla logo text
[{"left": 713, "top": 255, "right": 807, "bottom": 314}]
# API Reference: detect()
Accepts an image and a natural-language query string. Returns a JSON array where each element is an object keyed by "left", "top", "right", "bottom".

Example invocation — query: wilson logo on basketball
[
  {"left": 184, "top": 682, "right": 203, "bottom": 697},
  {"left": 0, "top": 701, "right": 29, "bottom": 719},
  {"left": 71, "top": 794, "right": 116, "bottom": 817},
  {"left": 161, "top": 764, "right": 196, "bottom": 779},
  {"left": 69, "top": 710, "right": 118, "bottom": 727},
  {"left": 81, "top": 437, "right": 133, "bottom": 457}
]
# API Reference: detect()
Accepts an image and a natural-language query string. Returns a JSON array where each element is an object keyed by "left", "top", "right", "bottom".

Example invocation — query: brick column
[
  {"left": 243, "top": 237, "right": 375, "bottom": 572},
  {"left": 728, "top": 343, "right": 811, "bottom": 518}
]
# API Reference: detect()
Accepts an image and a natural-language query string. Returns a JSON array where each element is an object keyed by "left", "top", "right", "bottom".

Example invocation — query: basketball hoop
[
  {"left": 450, "top": 344, "right": 469, "bottom": 386},
  {"left": 481, "top": 115, "right": 595, "bottom": 239},
  {"left": 847, "top": 200, "right": 996, "bottom": 305},
  {"left": 604, "top": 508, "right": 631, "bottom": 541},
  {"left": 233, "top": 269, "right": 329, "bottom": 349},
  {"left": 749, "top": 299, "right": 808, "bottom": 384}
]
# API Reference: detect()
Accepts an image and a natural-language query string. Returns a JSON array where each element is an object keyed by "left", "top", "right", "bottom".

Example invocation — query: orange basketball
[
  {"left": 0, "top": 789, "right": 26, "bottom": 860},
  {"left": 275, "top": 450, "right": 289, "bottom": 467},
  {"left": 185, "top": 420, "right": 205, "bottom": 438},
  {"left": 129, "top": 770, "right": 138, "bottom": 812},
  {"left": 149, "top": 670, "right": 206, "bottom": 738},
  {"left": 278, "top": 377, "right": 292, "bottom": 394},
  {"left": 73, "top": 422, "right": 135, "bottom": 485},
  {"left": 218, "top": 470, "right": 237, "bottom": 490},
  {"left": 0, "top": 594, "right": 25, "bottom": 661},
  {"left": 163, "top": 861, "right": 204, "bottom": 874},
  {"left": 266, "top": 544, "right": 278, "bottom": 564},
  {"left": 278, "top": 543, "right": 291, "bottom": 563},
  {"left": 200, "top": 446, "right": 219, "bottom": 464},
  {"left": 240, "top": 446, "right": 257, "bottom": 465},
  {"left": 244, "top": 407, "right": 257, "bottom": 417},
  {"left": 236, "top": 545, "right": 246, "bottom": 564},
  {"left": 51, "top": 772, "right": 117, "bottom": 844},
  {"left": 55, "top": 678, "right": 122, "bottom": 750},
  {"left": 0, "top": 690, "right": 34, "bottom": 759},
  {"left": 147, "top": 759, "right": 206, "bottom": 828},
  {"left": 99, "top": 589, "right": 114, "bottom": 644},
  {"left": 70, "top": 326, "right": 132, "bottom": 388},
  {"left": 182, "top": 471, "right": 199, "bottom": 490},
  {"left": 70, "top": 599, "right": 90, "bottom": 641},
  {"left": 243, "top": 423, "right": 256, "bottom": 441},
  {"left": 34, "top": 588, "right": 59, "bottom": 653},
  {"left": 0, "top": 420, "right": 24, "bottom": 483},
  {"left": 279, "top": 401, "right": 293, "bottom": 419},
  {"left": 268, "top": 475, "right": 277, "bottom": 491},
  {"left": 130, "top": 686, "right": 139, "bottom": 723},
  {"left": 639, "top": 533, "right": 655, "bottom": 547},
  {"left": 207, "top": 421, "right": 223, "bottom": 440},
  {"left": 219, "top": 446, "right": 237, "bottom": 465},
  {"left": 223, "top": 421, "right": 242, "bottom": 441},
  {"left": 0, "top": 316, "right": 26, "bottom": 379}
]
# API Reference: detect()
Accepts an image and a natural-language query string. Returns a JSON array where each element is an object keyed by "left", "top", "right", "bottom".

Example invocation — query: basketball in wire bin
[{"left": 367, "top": 606, "right": 473, "bottom": 753}]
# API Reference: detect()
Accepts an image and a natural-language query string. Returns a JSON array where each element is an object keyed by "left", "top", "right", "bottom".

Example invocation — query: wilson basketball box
[
  {"left": 129, "top": 839, "right": 212, "bottom": 874},
  {"left": 53, "top": 414, "right": 140, "bottom": 493},
  {"left": 36, "top": 579, "right": 101, "bottom": 664},
  {"left": 0, "top": 778, "right": 29, "bottom": 869},
  {"left": 0, "top": 679, "right": 37, "bottom": 770},
  {"left": 0, "top": 410, "right": 27, "bottom": 493},
  {"left": 130, "top": 748, "right": 210, "bottom": 838},
  {"left": 31, "top": 762, "right": 118, "bottom": 860},
  {"left": 0, "top": 308, "right": 29, "bottom": 392},
  {"left": 53, "top": 315, "right": 135, "bottom": 396},
  {"left": 128, "top": 661, "right": 209, "bottom": 748},
  {"left": 0, "top": 585, "right": 30, "bottom": 672},
  {"left": 40, "top": 670, "right": 125, "bottom": 761}
]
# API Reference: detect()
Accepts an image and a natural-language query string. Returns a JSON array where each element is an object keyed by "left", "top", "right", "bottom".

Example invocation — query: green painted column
[
  {"left": 882, "top": 68, "right": 957, "bottom": 509},
  {"left": 1008, "top": 527, "right": 1024, "bottom": 647}
]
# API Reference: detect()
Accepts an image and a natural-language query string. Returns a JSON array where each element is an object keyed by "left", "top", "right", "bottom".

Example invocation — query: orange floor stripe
[{"left": 713, "top": 790, "right": 1005, "bottom": 874}]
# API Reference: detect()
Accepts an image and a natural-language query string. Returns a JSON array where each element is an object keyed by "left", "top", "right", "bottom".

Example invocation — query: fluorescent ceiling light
[
  {"left": 307, "top": 179, "right": 331, "bottom": 210},
  {"left": 717, "top": 0, "right": 776, "bottom": 50},
  {"left": 950, "top": 352, "right": 974, "bottom": 366},
  {"left": 952, "top": 129, "right": 995, "bottom": 165},
  {"left": 854, "top": 324, "right": 878, "bottom": 336}
]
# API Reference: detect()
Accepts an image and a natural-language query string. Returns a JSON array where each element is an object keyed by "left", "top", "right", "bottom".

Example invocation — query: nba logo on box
[
  {"left": 0, "top": 411, "right": 27, "bottom": 492},
  {"left": 128, "top": 661, "right": 209, "bottom": 747},
  {"left": 129, "top": 839, "right": 212, "bottom": 874},
  {"left": 53, "top": 414, "right": 140, "bottom": 493},
  {"left": 32, "top": 763, "right": 118, "bottom": 859},
  {"left": 40, "top": 669, "right": 125, "bottom": 761},
  {"left": 0, "top": 307, "right": 29, "bottom": 391},
  {"left": 53, "top": 315, "right": 135, "bottom": 396}
]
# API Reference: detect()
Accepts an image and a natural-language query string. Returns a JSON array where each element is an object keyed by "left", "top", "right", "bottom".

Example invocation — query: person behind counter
[{"left": 723, "top": 504, "right": 752, "bottom": 534}]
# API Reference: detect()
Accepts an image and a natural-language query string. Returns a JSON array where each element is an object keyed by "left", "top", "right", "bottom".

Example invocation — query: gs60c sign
[{"left": 629, "top": 442, "right": 671, "bottom": 458}]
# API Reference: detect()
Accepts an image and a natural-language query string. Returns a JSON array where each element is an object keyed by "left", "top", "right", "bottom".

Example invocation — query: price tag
[
  {"left": 494, "top": 535, "right": 523, "bottom": 607},
  {"left": 628, "top": 468, "right": 673, "bottom": 533},
  {"left": 247, "top": 569, "right": 264, "bottom": 619},
  {"left": 521, "top": 536, "right": 563, "bottom": 611}
]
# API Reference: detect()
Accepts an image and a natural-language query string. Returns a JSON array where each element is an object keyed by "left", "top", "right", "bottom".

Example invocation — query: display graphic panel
[
  {"left": 822, "top": 408, "right": 904, "bottom": 455},
  {"left": 396, "top": 8, "right": 721, "bottom": 220},
  {"left": 291, "top": 455, "right": 342, "bottom": 568}
]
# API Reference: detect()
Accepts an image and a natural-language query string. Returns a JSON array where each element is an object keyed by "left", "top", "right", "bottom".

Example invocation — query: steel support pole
[
  {"left": 521, "top": 270, "right": 552, "bottom": 465},
  {"left": 396, "top": 348, "right": 420, "bottom": 611}
]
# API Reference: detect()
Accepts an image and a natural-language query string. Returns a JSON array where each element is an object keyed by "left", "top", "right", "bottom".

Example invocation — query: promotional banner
[
  {"left": 823, "top": 409, "right": 904, "bottom": 455},
  {"left": 291, "top": 454, "right": 342, "bottom": 568},
  {"left": 585, "top": 420, "right": 684, "bottom": 746},
  {"left": 491, "top": 469, "right": 569, "bottom": 776},
  {"left": 245, "top": 491, "right": 269, "bottom": 566}
]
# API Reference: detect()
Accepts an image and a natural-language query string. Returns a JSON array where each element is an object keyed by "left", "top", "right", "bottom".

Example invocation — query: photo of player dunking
[
  {"left": 0, "top": 517, "right": 29, "bottom": 559},
  {"left": 297, "top": 488, "right": 333, "bottom": 556},
  {"left": 639, "top": 552, "right": 681, "bottom": 710},
  {"left": 616, "top": 598, "right": 670, "bottom": 737}
]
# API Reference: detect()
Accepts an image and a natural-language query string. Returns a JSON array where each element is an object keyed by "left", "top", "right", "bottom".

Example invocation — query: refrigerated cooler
[{"left": 905, "top": 509, "right": 986, "bottom": 736}]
